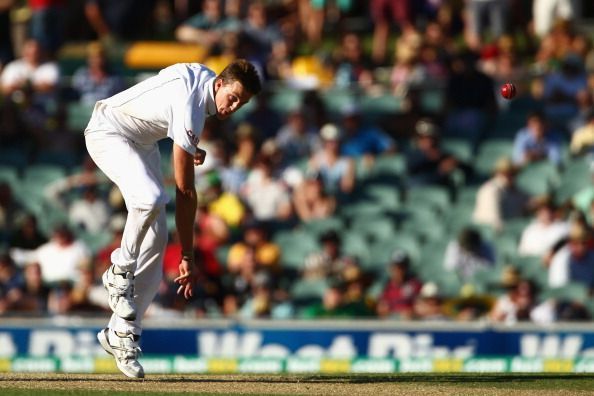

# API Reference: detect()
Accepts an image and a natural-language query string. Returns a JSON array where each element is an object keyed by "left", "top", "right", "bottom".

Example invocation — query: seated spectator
[
  {"left": 413, "top": 281, "right": 448, "bottom": 320},
  {"left": 549, "top": 223, "right": 594, "bottom": 292},
  {"left": 340, "top": 104, "right": 395, "bottom": 159},
  {"left": 13, "top": 262, "right": 49, "bottom": 313},
  {"left": 238, "top": 270, "right": 293, "bottom": 319},
  {"left": 444, "top": 227, "right": 496, "bottom": 283},
  {"left": 512, "top": 111, "right": 563, "bottom": 167},
  {"left": 205, "top": 172, "right": 246, "bottom": 229},
  {"left": 0, "top": 253, "right": 24, "bottom": 314},
  {"left": 71, "top": 41, "right": 125, "bottom": 106},
  {"left": 69, "top": 186, "right": 111, "bottom": 234},
  {"left": 376, "top": 250, "right": 422, "bottom": 319},
  {"left": 292, "top": 172, "right": 336, "bottom": 223},
  {"left": 0, "top": 38, "right": 59, "bottom": 97},
  {"left": 406, "top": 119, "right": 466, "bottom": 188},
  {"left": 303, "top": 230, "right": 347, "bottom": 280},
  {"left": 226, "top": 220, "right": 280, "bottom": 275},
  {"left": 390, "top": 31, "right": 426, "bottom": 95},
  {"left": 489, "top": 267, "right": 538, "bottom": 324},
  {"left": 195, "top": 194, "right": 230, "bottom": 278},
  {"left": 11, "top": 224, "right": 91, "bottom": 287},
  {"left": 175, "top": 0, "right": 238, "bottom": 50},
  {"left": 307, "top": 123, "right": 355, "bottom": 196},
  {"left": 518, "top": 196, "right": 570, "bottom": 258},
  {"left": 570, "top": 108, "right": 594, "bottom": 156},
  {"left": 301, "top": 278, "right": 373, "bottom": 318},
  {"left": 240, "top": 1, "right": 282, "bottom": 69},
  {"left": 473, "top": 156, "right": 530, "bottom": 231},
  {"left": 241, "top": 154, "right": 293, "bottom": 222},
  {"left": 9, "top": 214, "right": 47, "bottom": 250},
  {"left": 0, "top": 182, "right": 26, "bottom": 243},
  {"left": 275, "top": 108, "right": 320, "bottom": 167}
]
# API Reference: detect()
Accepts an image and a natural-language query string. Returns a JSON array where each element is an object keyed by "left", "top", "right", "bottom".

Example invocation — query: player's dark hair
[{"left": 218, "top": 59, "right": 262, "bottom": 95}]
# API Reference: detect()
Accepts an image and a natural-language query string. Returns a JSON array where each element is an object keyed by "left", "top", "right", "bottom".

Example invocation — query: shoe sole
[
  {"left": 102, "top": 270, "right": 137, "bottom": 321},
  {"left": 97, "top": 329, "right": 144, "bottom": 379}
]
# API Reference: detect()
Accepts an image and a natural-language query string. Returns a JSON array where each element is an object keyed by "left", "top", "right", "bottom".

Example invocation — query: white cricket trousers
[{"left": 85, "top": 104, "right": 169, "bottom": 336}]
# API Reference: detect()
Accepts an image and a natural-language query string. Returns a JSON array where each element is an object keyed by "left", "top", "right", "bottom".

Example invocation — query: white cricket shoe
[
  {"left": 102, "top": 264, "right": 137, "bottom": 321},
  {"left": 97, "top": 328, "right": 144, "bottom": 379}
]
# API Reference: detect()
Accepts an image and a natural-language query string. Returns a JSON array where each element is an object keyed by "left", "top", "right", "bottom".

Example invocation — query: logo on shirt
[{"left": 185, "top": 129, "right": 200, "bottom": 146}]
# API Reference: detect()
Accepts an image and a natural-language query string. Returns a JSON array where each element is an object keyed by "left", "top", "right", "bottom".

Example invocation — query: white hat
[
  {"left": 320, "top": 123, "right": 341, "bottom": 141},
  {"left": 420, "top": 282, "right": 440, "bottom": 298}
]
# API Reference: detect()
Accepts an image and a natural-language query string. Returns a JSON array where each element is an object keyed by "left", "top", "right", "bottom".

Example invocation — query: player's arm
[{"left": 172, "top": 143, "right": 197, "bottom": 299}]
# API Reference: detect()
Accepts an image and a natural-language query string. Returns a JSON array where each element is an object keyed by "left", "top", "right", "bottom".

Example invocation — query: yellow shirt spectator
[{"left": 209, "top": 192, "right": 245, "bottom": 228}]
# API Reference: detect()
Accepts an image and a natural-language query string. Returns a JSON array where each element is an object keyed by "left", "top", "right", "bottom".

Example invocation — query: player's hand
[
  {"left": 194, "top": 148, "right": 206, "bottom": 166},
  {"left": 174, "top": 257, "right": 195, "bottom": 300}
]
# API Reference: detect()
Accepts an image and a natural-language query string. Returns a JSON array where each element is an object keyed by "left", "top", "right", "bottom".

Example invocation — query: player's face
[{"left": 214, "top": 80, "right": 252, "bottom": 120}]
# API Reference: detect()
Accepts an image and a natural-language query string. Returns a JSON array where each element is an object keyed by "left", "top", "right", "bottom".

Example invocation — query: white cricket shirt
[{"left": 93, "top": 63, "right": 217, "bottom": 155}]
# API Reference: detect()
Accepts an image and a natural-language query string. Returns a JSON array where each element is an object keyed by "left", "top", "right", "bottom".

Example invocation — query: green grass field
[{"left": 2, "top": 373, "right": 594, "bottom": 395}]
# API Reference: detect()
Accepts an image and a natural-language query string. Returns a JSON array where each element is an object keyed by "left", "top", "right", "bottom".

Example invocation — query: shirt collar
[{"left": 206, "top": 78, "right": 217, "bottom": 117}]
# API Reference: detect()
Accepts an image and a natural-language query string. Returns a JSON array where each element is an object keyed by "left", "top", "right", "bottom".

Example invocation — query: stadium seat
[
  {"left": 290, "top": 278, "right": 328, "bottom": 300},
  {"left": 540, "top": 283, "right": 589, "bottom": 305},
  {"left": 273, "top": 229, "right": 319, "bottom": 270},
  {"left": 364, "top": 183, "right": 402, "bottom": 211},
  {"left": 349, "top": 214, "right": 397, "bottom": 244},
  {"left": 359, "top": 93, "right": 404, "bottom": 120},
  {"left": 0, "top": 165, "right": 19, "bottom": 189},
  {"left": 67, "top": 102, "right": 95, "bottom": 132},
  {"left": 404, "top": 185, "right": 451, "bottom": 215},
  {"left": 515, "top": 161, "right": 560, "bottom": 196},
  {"left": 340, "top": 231, "right": 371, "bottom": 267},
  {"left": 473, "top": 138, "right": 514, "bottom": 177},
  {"left": 368, "top": 234, "right": 421, "bottom": 272},
  {"left": 301, "top": 216, "right": 344, "bottom": 238},
  {"left": 442, "top": 138, "right": 474, "bottom": 163}
]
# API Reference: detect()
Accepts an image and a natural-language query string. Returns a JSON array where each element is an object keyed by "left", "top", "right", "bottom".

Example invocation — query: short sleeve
[{"left": 169, "top": 82, "right": 202, "bottom": 156}]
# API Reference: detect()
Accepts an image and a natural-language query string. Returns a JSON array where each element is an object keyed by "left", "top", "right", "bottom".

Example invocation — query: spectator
[
  {"left": 406, "top": 119, "right": 465, "bottom": 188},
  {"left": 340, "top": 104, "right": 395, "bottom": 159},
  {"left": 292, "top": 172, "right": 336, "bottom": 223},
  {"left": 241, "top": 1, "right": 282, "bottom": 68},
  {"left": 226, "top": 220, "right": 280, "bottom": 275},
  {"left": 195, "top": 194, "right": 229, "bottom": 278},
  {"left": 376, "top": 250, "right": 422, "bottom": 319},
  {"left": 84, "top": 0, "right": 158, "bottom": 42},
  {"left": 532, "top": 0, "right": 575, "bottom": 38},
  {"left": 0, "top": 38, "right": 59, "bottom": 97},
  {"left": 464, "top": 0, "right": 509, "bottom": 50},
  {"left": 205, "top": 172, "right": 246, "bottom": 229},
  {"left": 175, "top": 0, "right": 238, "bottom": 50},
  {"left": 13, "top": 262, "right": 49, "bottom": 313},
  {"left": 69, "top": 186, "right": 111, "bottom": 234},
  {"left": 369, "top": 0, "right": 415, "bottom": 65},
  {"left": 27, "top": 0, "right": 67, "bottom": 55},
  {"left": 275, "top": 108, "right": 320, "bottom": 167},
  {"left": 473, "top": 156, "right": 530, "bottom": 231},
  {"left": 0, "top": 182, "right": 26, "bottom": 243},
  {"left": 11, "top": 224, "right": 91, "bottom": 287},
  {"left": 413, "top": 281, "right": 447, "bottom": 320},
  {"left": 390, "top": 30, "right": 426, "bottom": 96},
  {"left": 489, "top": 267, "right": 537, "bottom": 324},
  {"left": 512, "top": 111, "right": 563, "bottom": 167},
  {"left": 570, "top": 108, "right": 594, "bottom": 156},
  {"left": 549, "top": 223, "right": 594, "bottom": 292},
  {"left": 308, "top": 123, "right": 355, "bottom": 196},
  {"left": 9, "top": 214, "right": 47, "bottom": 250},
  {"left": 244, "top": 92, "right": 283, "bottom": 141},
  {"left": 303, "top": 230, "right": 346, "bottom": 280},
  {"left": 71, "top": 41, "right": 125, "bottom": 106},
  {"left": 301, "top": 278, "right": 373, "bottom": 318},
  {"left": 443, "top": 227, "right": 496, "bottom": 283},
  {"left": 332, "top": 32, "right": 374, "bottom": 89},
  {"left": 0, "top": 253, "right": 24, "bottom": 313},
  {"left": 542, "top": 53, "right": 588, "bottom": 126},
  {"left": 241, "top": 154, "right": 293, "bottom": 222},
  {"left": 518, "top": 196, "right": 570, "bottom": 258}
]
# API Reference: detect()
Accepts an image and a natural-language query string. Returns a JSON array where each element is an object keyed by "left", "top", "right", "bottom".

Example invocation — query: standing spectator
[
  {"left": 369, "top": 0, "right": 415, "bottom": 65},
  {"left": 473, "top": 156, "right": 530, "bottom": 231},
  {"left": 443, "top": 227, "right": 496, "bottom": 283},
  {"left": 307, "top": 123, "right": 355, "bottom": 196},
  {"left": 376, "top": 250, "right": 422, "bottom": 319},
  {"left": 0, "top": 38, "right": 59, "bottom": 97},
  {"left": 465, "top": 0, "right": 509, "bottom": 50},
  {"left": 28, "top": 0, "right": 67, "bottom": 55},
  {"left": 84, "top": 0, "right": 158, "bottom": 42},
  {"left": 241, "top": 1, "right": 282, "bottom": 69},
  {"left": 175, "top": 0, "right": 238, "bottom": 50},
  {"left": 549, "top": 224, "right": 594, "bottom": 291},
  {"left": 512, "top": 111, "right": 563, "bottom": 167},
  {"left": 532, "top": 0, "right": 575, "bottom": 38},
  {"left": 72, "top": 41, "right": 125, "bottom": 106},
  {"left": 518, "top": 196, "right": 570, "bottom": 258}
]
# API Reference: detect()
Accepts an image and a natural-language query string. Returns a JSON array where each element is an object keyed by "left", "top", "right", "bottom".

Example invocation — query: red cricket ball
[{"left": 501, "top": 83, "right": 516, "bottom": 99}]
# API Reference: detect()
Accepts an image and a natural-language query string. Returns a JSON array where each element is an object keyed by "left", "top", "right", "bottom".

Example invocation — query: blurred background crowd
[{"left": 2, "top": 0, "right": 594, "bottom": 324}]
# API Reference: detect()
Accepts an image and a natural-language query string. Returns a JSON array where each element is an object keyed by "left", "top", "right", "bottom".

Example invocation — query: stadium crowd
[{"left": 2, "top": 0, "right": 594, "bottom": 324}]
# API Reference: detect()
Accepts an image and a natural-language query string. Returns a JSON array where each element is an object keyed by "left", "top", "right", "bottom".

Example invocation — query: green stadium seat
[
  {"left": 474, "top": 138, "right": 514, "bottom": 177},
  {"left": 274, "top": 229, "right": 319, "bottom": 270},
  {"left": 540, "top": 283, "right": 589, "bottom": 305},
  {"left": 67, "top": 102, "right": 95, "bottom": 132},
  {"left": 0, "top": 166, "right": 19, "bottom": 189},
  {"left": 442, "top": 138, "right": 474, "bottom": 163},
  {"left": 349, "top": 214, "right": 397, "bottom": 244},
  {"left": 365, "top": 184, "right": 401, "bottom": 211},
  {"left": 368, "top": 234, "right": 421, "bottom": 272},
  {"left": 301, "top": 216, "right": 344, "bottom": 238},
  {"left": 515, "top": 162, "right": 560, "bottom": 196},
  {"left": 341, "top": 230, "right": 371, "bottom": 266},
  {"left": 291, "top": 278, "right": 328, "bottom": 300},
  {"left": 404, "top": 185, "right": 451, "bottom": 215}
]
